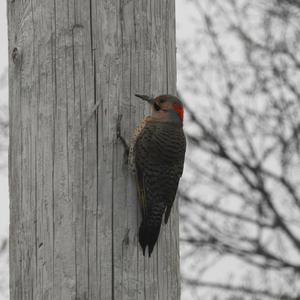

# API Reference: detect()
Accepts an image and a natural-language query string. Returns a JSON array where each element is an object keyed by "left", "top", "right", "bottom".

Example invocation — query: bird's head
[{"left": 135, "top": 94, "right": 184, "bottom": 123}]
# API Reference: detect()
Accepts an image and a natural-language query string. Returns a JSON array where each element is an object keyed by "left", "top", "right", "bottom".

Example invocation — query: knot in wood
[{"left": 12, "top": 47, "right": 19, "bottom": 64}]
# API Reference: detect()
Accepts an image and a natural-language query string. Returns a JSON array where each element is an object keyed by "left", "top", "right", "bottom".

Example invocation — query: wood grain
[{"left": 8, "top": 0, "right": 180, "bottom": 299}]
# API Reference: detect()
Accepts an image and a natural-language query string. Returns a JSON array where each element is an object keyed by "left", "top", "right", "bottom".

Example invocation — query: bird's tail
[{"left": 139, "top": 219, "right": 162, "bottom": 257}]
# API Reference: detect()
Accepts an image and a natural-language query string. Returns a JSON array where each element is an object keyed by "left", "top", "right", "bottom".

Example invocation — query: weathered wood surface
[{"left": 8, "top": 0, "right": 179, "bottom": 299}]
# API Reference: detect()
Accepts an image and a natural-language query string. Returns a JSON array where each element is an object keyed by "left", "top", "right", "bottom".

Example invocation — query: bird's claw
[{"left": 116, "top": 114, "right": 129, "bottom": 161}]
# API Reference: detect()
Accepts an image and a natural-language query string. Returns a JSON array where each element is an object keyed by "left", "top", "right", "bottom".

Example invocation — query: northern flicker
[{"left": 127, "top": 94, "right": 186, "bottom": 257}]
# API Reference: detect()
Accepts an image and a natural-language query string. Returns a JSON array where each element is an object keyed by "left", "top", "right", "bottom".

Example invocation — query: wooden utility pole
[{"left": 8, "top": 0, "right": 179, "bottom": 299}]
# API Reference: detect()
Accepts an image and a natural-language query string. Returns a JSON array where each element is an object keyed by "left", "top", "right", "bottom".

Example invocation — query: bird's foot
[{"left": 117, "top": 114, "right": 129, "bottom": 162}]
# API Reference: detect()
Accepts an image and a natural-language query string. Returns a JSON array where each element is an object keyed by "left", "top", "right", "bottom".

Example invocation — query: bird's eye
[{"left": 154, "top": 102, "right": 160, "bottom": 111}]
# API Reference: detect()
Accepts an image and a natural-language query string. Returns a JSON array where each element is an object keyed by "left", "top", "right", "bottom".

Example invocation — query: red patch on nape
[{"left": 173, "top": 102, "right": 184, "bottom": 121}]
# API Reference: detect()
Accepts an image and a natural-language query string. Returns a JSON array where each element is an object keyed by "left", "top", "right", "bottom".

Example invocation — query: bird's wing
[
  {"left": 163, "top": 169, "right": 181, "bottom": 224},
  {"left": 163, "top": 139, "right": 185, "bottom": 223},
  {"left": 134, "top": 122, "right": 186, "bottom": 220},
  {"left": 134, "top": 123, "right": 163, "bottom": 218},
  {"left": 134, "top": 122, "right": 186, "bottom": 256},
  {"left": 134, "top": 122, "right": 163, "bottom": 219}
]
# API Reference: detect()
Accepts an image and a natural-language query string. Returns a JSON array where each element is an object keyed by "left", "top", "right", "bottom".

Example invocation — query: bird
[{"left": 129, "top": 94, "right": 186, "bottom": 257}]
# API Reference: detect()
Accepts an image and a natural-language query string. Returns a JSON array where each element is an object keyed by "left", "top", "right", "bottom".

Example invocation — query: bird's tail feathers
[{"left": 139, "top": 220, "right": 161, "bottom": 257}]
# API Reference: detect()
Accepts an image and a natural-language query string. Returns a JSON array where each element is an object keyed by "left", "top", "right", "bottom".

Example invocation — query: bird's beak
[{"left": 135, "top": 94, "right": 154, "bottom": 104}]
